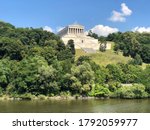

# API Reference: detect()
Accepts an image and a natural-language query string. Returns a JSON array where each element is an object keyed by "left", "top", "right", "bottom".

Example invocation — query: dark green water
[{"left": 0, "top": 99, "right": 150, "bottom": 113}]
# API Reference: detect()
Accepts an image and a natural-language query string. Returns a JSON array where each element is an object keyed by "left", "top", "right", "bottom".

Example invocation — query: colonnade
[{"left": 68, "top": 28, "right": 84, "bottom": 34}]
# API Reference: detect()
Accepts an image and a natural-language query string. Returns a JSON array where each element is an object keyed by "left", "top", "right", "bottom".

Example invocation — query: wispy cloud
[
  {"left": 109, "top": 3, "right": 132, "bottom": 22},
  {"left": 90, "top": 25, "right": 119, "bottom": 37},
  {"left": 132, "top": 27, "right": 150, "bottom": 33},
  {"left": 43, "top": 26, "right": 53, "bottom": 32},
  {"left": 121, "top": 3, "right": 132, "bottom": 16}
]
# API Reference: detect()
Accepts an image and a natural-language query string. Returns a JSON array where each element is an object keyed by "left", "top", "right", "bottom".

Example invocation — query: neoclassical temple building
[{"left": 58, "top": 24, "right": 111, "bottom": 53}]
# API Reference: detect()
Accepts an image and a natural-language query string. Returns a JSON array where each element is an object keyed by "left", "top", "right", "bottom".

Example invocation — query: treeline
[
  {"left": 0, "top": 21, "right": 150, "bottom": 99},
  {"left": 88, "top": 31, "right": 150, "bottom": 64},
  {"left": 108, "top": 32, "right": 150, "bottom": 64}
]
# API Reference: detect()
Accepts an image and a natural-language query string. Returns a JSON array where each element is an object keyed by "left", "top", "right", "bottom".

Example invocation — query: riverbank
[{"left": 0, "top": 94, "right": 98, "bottom": 101}]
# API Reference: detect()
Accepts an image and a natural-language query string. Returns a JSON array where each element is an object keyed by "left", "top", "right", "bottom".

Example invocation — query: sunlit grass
[{"left": 75, "top": 49, "right": 132, "bottom": 66}]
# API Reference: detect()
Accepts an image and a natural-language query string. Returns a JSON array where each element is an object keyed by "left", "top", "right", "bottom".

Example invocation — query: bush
[
  {"left": 116, "top": 84, "right": 148, "bottom": 99},
  {"left": 90, "top": 84, "right": 110, "bottom": 97},
  {"left": 132, "top": 84, "right": 148, "bottom": 98},
  {"left": 17, "top": 93, "right": 34, "bottom": 100},
  {"left": 38, "top": 94, "right": 47, "bottom": 100},
  {"left": 60, "top": 91, "right": 71, "bottom": 99}
]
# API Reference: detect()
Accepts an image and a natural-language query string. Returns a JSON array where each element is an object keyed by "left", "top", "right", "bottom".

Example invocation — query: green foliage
[
  {"left": 110, "top": 32, "right": 150, "bottom": 63},
  {"left": 0, "top": 37, "right": 26, "bottom": 60},
  {"left": 128, "top": 54, "right": 143, "bottom": 65},
  {"left": 106, "top": 64, "right": 124, "bottom": 82},
  {"left": 99, "top": 37, "right": 107, "bottom": 52},
  {"left": 99, "top": 42, "right": 107, "bottom": 52},
  {"left": 140, "top": 65, "right": 150, "bottom": 94},
  {"left": 76, "top": 56, "right": 90, "bottom": 65},
  {"left": 38, "top": 94, "right": 47, "bottom": 100},
  {"left": 0, "top": 21, "right": 149, "bottom": 99},
  {"left": 0, "top": 87, "right": 3, "bottom": 96},
  {"left": 10, "top": 56, "right": 60, "bottom": 95},
  {"left": 108, "top": 81, "right": 121, "bottom": 92},
  {"left": 118, "top": 63, "right": 142, "bottom": 83},
  {"left": 88, "top": 30, "right": 99, "bottom": 39},
  {"left": 0, "top": 59, "right": 13, "bottom": 89},
  {"left": 90, "top": 62, "right": 108, "bottom": 84},
  {"left": 60, "top": 91, "right": 71, "bottom": 99},
  {"left": 90, "top": 84, "right": 110, "bottom": 97},
  {"left": 67, "top": 39, "right": 75, "bottom": 55},
  {"left": 71, "top": 62, "right": 94, "bottom": 95},
  {"left": 116, "top": 84, "right": 148, "bottom": 99}
]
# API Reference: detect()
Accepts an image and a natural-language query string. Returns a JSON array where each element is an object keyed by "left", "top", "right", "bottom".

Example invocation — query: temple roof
[{"left": 68, "top": 23, "right": 84, "bottom": 28}]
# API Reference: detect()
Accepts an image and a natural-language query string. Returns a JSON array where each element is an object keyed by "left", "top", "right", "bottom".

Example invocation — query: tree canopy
[{"left": 0, "top": 21, "right": 150, "bottom": 99}]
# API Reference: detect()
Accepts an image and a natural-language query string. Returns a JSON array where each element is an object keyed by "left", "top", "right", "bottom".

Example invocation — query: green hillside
[{"left": 75, "top": 49, "right": 132, "bottom": 66}]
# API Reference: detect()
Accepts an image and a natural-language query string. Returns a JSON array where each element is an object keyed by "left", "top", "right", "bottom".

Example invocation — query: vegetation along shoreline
[{"left": 0, "top": 21, "right": 150, "bottom": 101}]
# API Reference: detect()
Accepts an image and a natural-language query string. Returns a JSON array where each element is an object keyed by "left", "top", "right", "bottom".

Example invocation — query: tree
[
  {"left": 76, "top": 56, "right": 90, "bottom": 65},
  {"left": 0, "top": 37, "right": 26, "bottom": 60},
  {"left": 106, "top": 64, "right": 124, "bottom": 82},
  {"left": 140, "top": 65, "right": 150, "bottom": 94},
  {"left": 99, "top": 42, "right": 107, "bottom": 52},
  {"left": 98, "top": 36, "right": 107, "bottom": 52},
  {"left": 88, "top": 30, "right": 99, "bottom": 39},
  {"left": 111, "top": 32, "right": 150, "bottom": 63},
  {"left": 140, "top": 45, "right": 150, "bottom": 63},
  {"left": 0, "top": 59, "right": 12, "bottom": 90},
  {"left": 67, "top": 39, "right": 75, "bottom": 55},
  {"left": 10, "top": 56, "right": 60, "bottom": 95},
  {"left": 70, "top": 62, "right": 95, "bottom": 95},
  {"left": 129, "top": 54, "right": 143, "bottom": 65}
]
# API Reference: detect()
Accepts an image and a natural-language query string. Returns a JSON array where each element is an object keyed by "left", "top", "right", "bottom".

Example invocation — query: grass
[
  {"left": 75, "top": 41, "right": 132, "bottom": 66},
  {"left": 75, "top": 49, "right": 132, "bottom": 66},
  {"left": 75, "top": 42, "right": 150, "bottom": 68},
  {"left": 89, "top": 51, "right": 132, "bottom": 66}
]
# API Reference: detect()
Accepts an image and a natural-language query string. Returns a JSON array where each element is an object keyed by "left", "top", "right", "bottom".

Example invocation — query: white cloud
[
  {"left": 56, "top": 26, "right": 65, "bottom": 32},
  {"left": 109, "top": 11, "right": 125, "bottom": 22},
  {"left": 43, "top": 26, "right": 53, "bottom": 32},
  {"left": 90, "top": 25, "right": 119, "bottom": 37},
  {"left": 132, "top": 27, "right": 150, "bottom": 33},
  {"left": 109, "top": 3, "right": 132, "bottom": 22},
  {"left": 121, "top": 3, "right": 132, "bottom": 16}
]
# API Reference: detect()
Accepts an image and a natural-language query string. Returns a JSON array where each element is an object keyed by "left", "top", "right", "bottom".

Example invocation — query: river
[{"left": 0, "top": 99, "right": 150, "bottom": 113}]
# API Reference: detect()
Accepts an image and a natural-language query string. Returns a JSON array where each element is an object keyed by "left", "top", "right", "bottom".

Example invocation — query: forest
[{"left": 0, "top": 21, "right": 150, "bottom": 100}]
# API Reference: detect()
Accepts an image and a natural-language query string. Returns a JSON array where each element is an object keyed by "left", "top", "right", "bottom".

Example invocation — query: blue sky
[{"left": 0, "top": 0, "right": 150, "bottom": 36}]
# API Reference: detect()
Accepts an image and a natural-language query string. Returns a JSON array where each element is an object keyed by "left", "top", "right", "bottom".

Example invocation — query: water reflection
[{"left": 0, "top": 99, "right": 150, "bottom": 113}]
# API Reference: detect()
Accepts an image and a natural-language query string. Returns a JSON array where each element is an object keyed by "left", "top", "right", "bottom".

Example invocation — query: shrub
[
  {"left": 60, "top": 91, "right": 71, "bottom": 99},
  {"left": 116, "top": 84, "right": 148, "bottom": 99},
  {"left": 38, "top": 94, "right": 47, "bottom": 100},
  {"left": 90, "top": 84, "right": 110, "bottom": 97}
]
